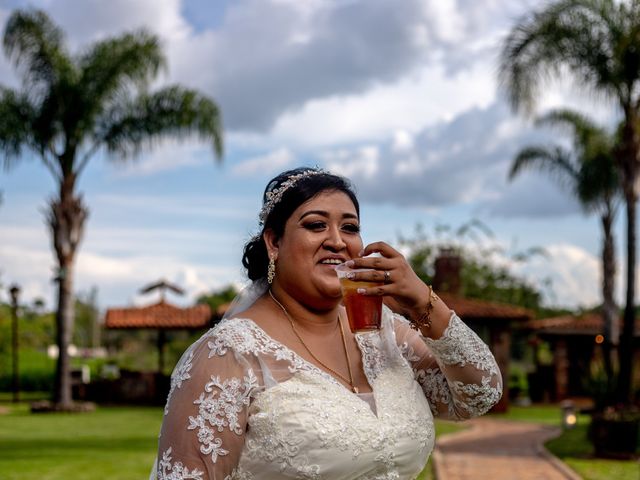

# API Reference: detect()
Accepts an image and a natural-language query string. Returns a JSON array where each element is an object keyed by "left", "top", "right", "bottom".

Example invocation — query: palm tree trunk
[
  {"left": 616, "top": 109, "right": 639, "bottom": 405},
  {"left": 53, "top": 259, "right": 74, "bottom": 406},
  {"left": 600, "top": 208, "right": 617, "bottom": 391},
  {"left": 619, "top": 191, "right": 636, "bottom": 403},
  {"left": 48, "top": 174, "right": 88, "bottom": 408}
]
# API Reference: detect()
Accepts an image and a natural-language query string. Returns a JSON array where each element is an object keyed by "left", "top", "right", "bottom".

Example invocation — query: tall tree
[
  {"left": 510, "top": 109, "right": 620, "bottom": 385},
  {"left": 499, "top": 0, "right": 639, "bottom": 403},
  {"left": 0, "top": 10, "right": 223, "bottom": 409},
  {"left": 400, "top": 220, "right": 546, "bottom": 312}
]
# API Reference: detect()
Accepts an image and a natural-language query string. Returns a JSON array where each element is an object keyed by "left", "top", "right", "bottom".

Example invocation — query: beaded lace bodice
[{"left": 152, "top": 308, "right": 502, "bottom": 480}]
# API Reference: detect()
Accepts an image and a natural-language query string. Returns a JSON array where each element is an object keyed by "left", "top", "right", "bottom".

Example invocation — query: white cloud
[
  {"left": 269, "top": 60, "right": 496, "bottom": 148},
  {"left": 92, "top": 193, "right": 255, "bottom": 221},
  {"left": 322, "top": 145, "right": 379, "bottom": 179},
  {"left": 0, "top": 0, "right": 628, "bottom": 315},
  {"left": 0, "top": 8, "right": 19, "bottom": 88},
  {"left": 516, "top": 243, "right": 602, "bottom": 308},
  {"left": 0, "top": 244, "right": 55, "bottom": 304},
  {"left": 232, "top": 148, "right": 294, "bottom": 176},
  {"left": 449, "top": 238, "right": 605, "bottom": 309},
  {"left": 421, "top": 0, "right": 465, "bottom": 44},
  {"left": 81, "top": 226, "right": 237, "bottom": 257},
  {"left": 392, "top": 130, "right": 414, "bottom": 154},
  {"left": 41, "top": 0, "right": 189, "bottom": 48},
  {"left": 0, "top": 0, "right": 535, "bottom": 149},
  {"left": 108, "top": 140, "right": 212, "bottom": 178},
  {"left": 311, "top": 102, "right": 533, "bottom": 209},
  {"left": 2, "top": 223, "right": 606, "bottom": 311},
  {"left": 76, "top": 250, "right": 239, "bottom": 307},
  {"left": 0, "top": 240, "right": 242, "bottom": 309}
]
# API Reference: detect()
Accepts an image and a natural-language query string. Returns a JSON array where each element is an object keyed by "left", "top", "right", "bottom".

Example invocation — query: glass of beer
[{"left": 335, "top": 263, "right": 383, "bottom": 333}]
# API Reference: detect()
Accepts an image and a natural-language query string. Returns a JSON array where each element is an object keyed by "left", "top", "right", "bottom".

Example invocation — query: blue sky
[{"left": 0, "top": 0, "right": 622, "bottom": 310}]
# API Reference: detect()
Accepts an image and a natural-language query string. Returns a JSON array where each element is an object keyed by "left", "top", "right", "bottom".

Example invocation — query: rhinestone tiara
[{"left": 258, "top": 168, "right": 327, "bottom": 225}]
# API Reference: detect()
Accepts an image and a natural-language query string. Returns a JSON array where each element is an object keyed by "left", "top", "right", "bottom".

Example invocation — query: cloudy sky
[{"left": 0, "top": 0, "right": 624, "bottom": 310}]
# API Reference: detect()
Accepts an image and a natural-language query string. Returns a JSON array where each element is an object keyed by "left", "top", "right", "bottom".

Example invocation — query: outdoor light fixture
[
  {"left": 561, "top": 400, "right": 577, "bottom": 430},
  {"left": 8, "top": 284, "right": 21, "bottom": 403}
]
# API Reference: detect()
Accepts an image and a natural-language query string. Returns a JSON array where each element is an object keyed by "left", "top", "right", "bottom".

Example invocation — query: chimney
[{"left": 433, "top": 248, "right": 462, "bottom": 295}]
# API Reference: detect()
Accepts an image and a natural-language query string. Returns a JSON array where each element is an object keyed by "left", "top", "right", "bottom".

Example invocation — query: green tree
[
  {"left": 510, "top": 109, "right": 620, "bottom": 385},
  {"left": 400, "top": 221, "right": 546, "bottom": 312},
  {"left": 196, "top": 285, "right": 238, "bottom": 317},
  {"left": 74, "top": 287, "right": 99, "bottom": 349},
  {"left": 0, "top": 10, "right": 223, "bottom": 408},
  {"left": 499, "top": 0, "right": 639, "bottom": 403}
]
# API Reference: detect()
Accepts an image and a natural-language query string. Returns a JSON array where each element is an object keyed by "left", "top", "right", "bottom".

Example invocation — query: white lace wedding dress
[{"left": 151, "top": 306, "right": 502, "bottom": 480}]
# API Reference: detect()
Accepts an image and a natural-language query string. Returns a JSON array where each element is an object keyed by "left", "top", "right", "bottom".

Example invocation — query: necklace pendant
[{"left": 352, "top": 386, "right": 359, "bottom": 394}]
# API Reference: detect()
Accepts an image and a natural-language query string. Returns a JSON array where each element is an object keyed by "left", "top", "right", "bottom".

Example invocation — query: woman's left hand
[{"left": 344, "top": 241, "right": 431, "bottom": 319}]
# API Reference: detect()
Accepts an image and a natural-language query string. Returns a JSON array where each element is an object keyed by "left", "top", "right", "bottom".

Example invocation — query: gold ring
[{"left": 384, "top": 270, "right": 391, "bottom": 284}]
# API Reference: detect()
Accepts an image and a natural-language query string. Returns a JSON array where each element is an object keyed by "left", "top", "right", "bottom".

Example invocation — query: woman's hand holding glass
[{"left": 344, "top": 241, "right": 450, "bottom": 338}]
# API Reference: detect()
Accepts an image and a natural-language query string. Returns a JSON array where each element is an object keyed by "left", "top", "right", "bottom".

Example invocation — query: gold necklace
[{"left": 268, "top": 289, "right": 359, "bottom": 394}]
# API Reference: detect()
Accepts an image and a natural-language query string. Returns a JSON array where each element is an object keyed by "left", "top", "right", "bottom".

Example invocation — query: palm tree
[
  {"left": 499, "top": 0, "right": 639, "bottom": 403},
  {"left": 0, "top": 10, "right": 223, "bottom": 409},
  {"left": 510, "top": 109, "right": 620, "bottom": 386}
]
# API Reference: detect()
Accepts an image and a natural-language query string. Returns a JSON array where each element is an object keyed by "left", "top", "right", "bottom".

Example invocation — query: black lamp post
[
  {"left": 9, "top": 284, "right": 21, "bottom": 403},
  {"left": 561, "top": 399, "right": 577, "bottom": 430}
]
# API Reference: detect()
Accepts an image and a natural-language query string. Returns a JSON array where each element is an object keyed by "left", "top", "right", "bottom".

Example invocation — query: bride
[{"left": 152, "top": 167, "right": 502, "bottom": 479}]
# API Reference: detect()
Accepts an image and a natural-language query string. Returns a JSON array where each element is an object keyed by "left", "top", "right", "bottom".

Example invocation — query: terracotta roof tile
[
  {"left": 524, "top": 312, "right": 640, "bottom": 336},
  {"left": 105, "top": 300, "right": 213, "bottom": 329},
  {"left": 213, "top": 293, "right": 531, "bottom": 322},
  {"left": 438, "top": 293, "right": 532, "bottom": 321}
]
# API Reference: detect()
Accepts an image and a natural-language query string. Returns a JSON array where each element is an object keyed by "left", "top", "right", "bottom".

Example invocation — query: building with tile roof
[
  {"left": 523, "top": 313, "right": 640, "bottom": 401},
  {"left": 105, "top": 300, "right": 213, "bottom": 330},
  {"left": 105, "top": 299, "right": 214, "bottom": 375}
]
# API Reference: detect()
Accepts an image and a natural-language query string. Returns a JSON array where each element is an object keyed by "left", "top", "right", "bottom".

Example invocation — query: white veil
[
  {"left": 222, "top": 279, "right": 268, "bottom": 320},
  {"left": 148, "top": 281, "right": 267, "bottom": 480}
]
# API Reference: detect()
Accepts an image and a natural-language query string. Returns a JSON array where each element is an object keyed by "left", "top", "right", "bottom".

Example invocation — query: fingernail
[
  {"left": 357, "top": 249, "right": 365, "bottom": 257},
  {"left": 344, "top": 260, "right": 354, "bottom": 267},
  {"left": 346, "top": 272, "right": 355, "bottom": 279},
  {"left": 357, "top": 288, "right": 366, "bottom": 294}
]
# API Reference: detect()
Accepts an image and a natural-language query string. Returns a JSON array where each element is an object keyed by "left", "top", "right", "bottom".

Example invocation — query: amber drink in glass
[{"left": 335, "top": 264, "right": 383, "bottom": 333}]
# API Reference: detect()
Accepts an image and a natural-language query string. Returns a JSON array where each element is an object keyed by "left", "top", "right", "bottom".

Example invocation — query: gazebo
[
  {"left": 523, "top": 313, "right": 640, "bottom": 401},
  {"left": 434, "top": 293, "right": 532, "bottom": 412},
  {"left": 104, "top": 280, "right": 214, "bottom": 374},
  {"left": 429, "top": 251, "right": 533, "bottom": 412}
]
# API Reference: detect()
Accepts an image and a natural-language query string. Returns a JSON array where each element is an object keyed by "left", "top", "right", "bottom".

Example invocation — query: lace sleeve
[
  {"left": 153, "top": 326, "right": 261, "bottom": 480},
  {"left": 394, "top": 311, "right": 502, "bottom": 420}
]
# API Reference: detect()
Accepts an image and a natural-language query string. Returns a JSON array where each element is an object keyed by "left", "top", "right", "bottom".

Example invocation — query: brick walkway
[{"left": 433, "top": 418, "right": 582, "bottom": 480}]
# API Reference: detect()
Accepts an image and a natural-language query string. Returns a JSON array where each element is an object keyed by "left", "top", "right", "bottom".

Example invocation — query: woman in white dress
[{"left": 152, "top": 168, "right": 502, "bottom": 480}]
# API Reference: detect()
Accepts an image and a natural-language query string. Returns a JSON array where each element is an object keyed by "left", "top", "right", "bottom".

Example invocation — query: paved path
[{"left": 433, "top": 418, "right": 582, "bottom": 480}]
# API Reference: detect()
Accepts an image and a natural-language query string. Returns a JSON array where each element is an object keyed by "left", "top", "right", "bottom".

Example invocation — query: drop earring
[{"left": 267, "top": 255, "right": 276, "bottom": 284}]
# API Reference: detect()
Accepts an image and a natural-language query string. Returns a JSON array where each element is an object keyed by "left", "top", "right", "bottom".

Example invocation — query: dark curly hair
[{"left": 242, "top": 168, "right": 359, "bottom": 281}]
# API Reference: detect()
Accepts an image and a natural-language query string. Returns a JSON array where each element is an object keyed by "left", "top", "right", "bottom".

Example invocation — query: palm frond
[
  {"left": 79, "top": 30, "right": 165, "bottom": 117},
  {"left": 97, "top": 85, "right": 223, "bottom": 161},
  {"left": 509, "top": 145, "right": 579, "bottom": 183},
  {"left": 511, "top": 104, "right": 621, "bottom": 216},
  {"left": 577, "top": 150, "right": 620, "bottom": 208},
  {"left": 536, "top": 108, "right": 612, "bottom": 159},
  {"left": 536, "top": 109, "right": 600, "bottom": 135},
  {"left": 499, "top": 0, "right": 626, "bottom": 113},
  {"left": 2, "top": 9, "right": 74, "bottom": 93},
  {"left": 455, "top": 219, "right": 494, "bottom": 241},
  {"left": 0, "top": 87, "right": 37, "bottom": 170}
]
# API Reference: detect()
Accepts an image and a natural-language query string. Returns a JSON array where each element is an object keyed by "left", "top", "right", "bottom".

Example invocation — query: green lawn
[
  {"left": 545, "top": 423, "right": 639, "bottom": 480},
  {"left": 0, "top": 401, "right": 464, "bottom": 480},
  {"left": 489, "top": 404, "right": 566, "bottom": 425},
  {"left": 492, "top": 405, "right": 640, "bottom": 480},
  {"left": 0, "top": 391, "right": 50, "bottom": 402},
  {"left": 416, "top": 419, "right": 467, "bottom": 480},
  {"left": 0, "top": 403, "right": 163, "bottom": 480},
  {"left": 1, "top": 402, "right": 637, "bottom": 480}
]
